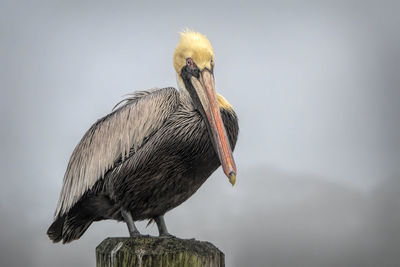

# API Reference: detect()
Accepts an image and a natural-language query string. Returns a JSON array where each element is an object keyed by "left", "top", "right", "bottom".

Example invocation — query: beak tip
[{"left": 229, "top": 172, "right": 236, "bottom": 186}]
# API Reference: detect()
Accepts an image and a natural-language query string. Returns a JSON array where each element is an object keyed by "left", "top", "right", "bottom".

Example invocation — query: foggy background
[{"left": 1, "top": 0, "right": 399, "bottom": 266}]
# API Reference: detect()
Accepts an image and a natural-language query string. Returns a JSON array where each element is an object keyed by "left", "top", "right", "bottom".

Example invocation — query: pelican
[{"left": 47, "top": 31, "right": 239, "bottom": 243}]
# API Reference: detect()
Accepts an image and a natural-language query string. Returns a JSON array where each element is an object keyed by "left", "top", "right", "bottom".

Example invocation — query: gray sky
[{"left": 1, "top": 0, "right": 399, "bottom": 266}]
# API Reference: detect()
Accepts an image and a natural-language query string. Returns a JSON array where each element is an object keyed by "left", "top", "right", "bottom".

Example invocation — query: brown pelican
[{"left": 47, "top": 31, "right": 239, "bottom": 243}]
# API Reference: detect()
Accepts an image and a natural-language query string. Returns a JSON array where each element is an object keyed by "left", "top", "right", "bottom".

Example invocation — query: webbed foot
[
  {"left": 155, "top": 215, "right": 174, "bottom": 237},
  {"left": 121, "top": 209, "right": 141, "bottom": 237}
]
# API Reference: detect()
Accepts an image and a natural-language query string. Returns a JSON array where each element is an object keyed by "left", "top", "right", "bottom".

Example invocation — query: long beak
[{"left": 190, "top": 70, "right": 237, "bottom": 185}]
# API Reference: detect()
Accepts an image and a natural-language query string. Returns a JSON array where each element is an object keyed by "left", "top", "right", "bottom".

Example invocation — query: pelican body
[{"left": 47, "top": 31, "right": 239, "bottom": 243}]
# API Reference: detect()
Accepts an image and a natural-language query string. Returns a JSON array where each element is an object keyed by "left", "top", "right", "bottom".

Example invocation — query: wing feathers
[{"left": 54, "top": 87, "right": 179, "bottom": 217}]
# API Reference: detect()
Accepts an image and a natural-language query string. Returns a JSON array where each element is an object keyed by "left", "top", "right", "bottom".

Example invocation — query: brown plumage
[{"left": 47, "top": 31, "right": 239, "bottom": 243}]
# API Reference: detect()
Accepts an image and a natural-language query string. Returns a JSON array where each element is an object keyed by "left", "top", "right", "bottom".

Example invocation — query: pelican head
[{"left": 173, "top": 30, "right": 237, "bottom": 185}]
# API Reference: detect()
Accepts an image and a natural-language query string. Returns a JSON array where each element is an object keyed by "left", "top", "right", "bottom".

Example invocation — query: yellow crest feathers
[
  {"left": 173, "top": 30, "right": 215, "bottom": 74},
  {"left": 217, "top": 93, "right": 234, "bottom": 111}
]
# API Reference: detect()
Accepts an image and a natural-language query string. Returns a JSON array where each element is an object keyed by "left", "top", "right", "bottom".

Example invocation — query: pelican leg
[
  {"left": 121, "top": 209, "right": 140, "bottom": 237},
  {"left": 155, "top": 215, "right": 174, "bottom": 237}
]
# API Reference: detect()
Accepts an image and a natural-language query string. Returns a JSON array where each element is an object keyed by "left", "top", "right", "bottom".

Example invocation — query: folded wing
[{"left": 54, "top": 87, "right": 180, "bottom": 218}]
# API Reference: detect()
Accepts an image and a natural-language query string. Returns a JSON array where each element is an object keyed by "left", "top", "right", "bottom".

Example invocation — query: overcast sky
[{"left": 1, "top": 1, "right": 399, "bottom": 266}]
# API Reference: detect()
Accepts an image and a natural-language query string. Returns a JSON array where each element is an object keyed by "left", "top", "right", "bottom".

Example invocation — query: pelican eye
[
  {"left": 186, "top": 58, "right": 194, "bottom": 66},
  {"left": 186, "top": 57, "right": 198, "bottom": 72}
]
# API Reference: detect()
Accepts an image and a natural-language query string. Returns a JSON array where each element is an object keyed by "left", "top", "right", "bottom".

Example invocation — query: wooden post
[{"left": 96, "top": 236, "right": 225, "bottom": 267}]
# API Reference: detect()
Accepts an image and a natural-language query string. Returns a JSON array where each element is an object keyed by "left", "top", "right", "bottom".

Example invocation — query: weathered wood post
[{"left": 96, "top": 236, "right": 225, "bottom": 267}]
